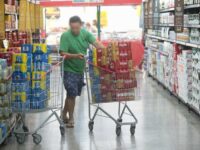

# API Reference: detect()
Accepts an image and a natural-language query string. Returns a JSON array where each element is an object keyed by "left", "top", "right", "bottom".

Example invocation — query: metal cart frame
[{"left": 85, "top": 63, "right": 138, "bottom": 136}]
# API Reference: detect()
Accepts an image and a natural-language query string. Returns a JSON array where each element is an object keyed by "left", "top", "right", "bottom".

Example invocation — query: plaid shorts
[{"left": 63, "top": 71, "right": 84, "bottom": 97}]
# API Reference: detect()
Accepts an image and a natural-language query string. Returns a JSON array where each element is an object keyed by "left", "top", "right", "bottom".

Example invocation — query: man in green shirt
[{"left": 60, "top": 16, "right": 104, "bottom": 128}]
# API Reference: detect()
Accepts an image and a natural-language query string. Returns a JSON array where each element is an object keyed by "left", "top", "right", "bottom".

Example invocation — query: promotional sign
[
  {"left": 41, "top": 0, "right": 142, "bottom": 7},
  {"left": 100, "top": 11, "right": 108, "bottom": 27},
  {"left": 175, "top": 0, "right": 184, "bottom": 32}
]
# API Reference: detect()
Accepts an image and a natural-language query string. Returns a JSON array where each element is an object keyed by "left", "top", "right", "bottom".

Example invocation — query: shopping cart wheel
[
  {"left": 117, "top": 118, "right": 123, "bottom": 123},
  {"left": 60, "top": 126, "right": 65, "bottom": 136},
  {"left": 32, "top": 133, "right": 42, "bottom": 145},
  {"left": 116, "top": 125, "right": 121, "bottom": 136},
  {"left": 16, "top": 133, "right": 26, "bottom": 144},
  {"left": 130, "top": 125, "right": 136, "bottom": 135},
  {"left": 23, "top": 125, "right": 29, "bottom": 134},
  {"left": 88, "top": 121, "right": 94, "bottom": 132}
]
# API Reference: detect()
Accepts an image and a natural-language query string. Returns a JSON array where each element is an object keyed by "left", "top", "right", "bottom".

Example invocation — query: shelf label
[{"left": 175, "top": 0, "right": 184, "bottom": 33}]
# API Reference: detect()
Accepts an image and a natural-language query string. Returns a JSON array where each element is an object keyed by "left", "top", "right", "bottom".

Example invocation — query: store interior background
[{"left": 45, "top": 6, "right": 142, "bottom": 46}]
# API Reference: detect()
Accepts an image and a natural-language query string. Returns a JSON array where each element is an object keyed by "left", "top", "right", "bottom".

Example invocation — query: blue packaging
[
  {"left": 12, "top": 72, "right": 30, "bottom": 82},
  {"left": 33, "top": 62, "right": 51, "bottom": 72},
  {"left": 33, "top": 53, "right": 49, "bottom": 63},
  {"left": 27, "top": 53, "right": 32, "bottom": 72},
  {"left": 21, "top": 44, "right": 33, "bottom": 53},
  {"left": 47, "top": 45, "right": 52, "bottom": 54}
]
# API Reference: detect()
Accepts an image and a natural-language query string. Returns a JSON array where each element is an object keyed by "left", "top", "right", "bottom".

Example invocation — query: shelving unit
[
  {"left": 143, "top": 0, "right": 200, "bottom": 115},
  {"left": 146, "top": 34, "right": 200, "bottom": 48},
  {"left": 0, "top": 0, "right": 45, "bottom": 145}
]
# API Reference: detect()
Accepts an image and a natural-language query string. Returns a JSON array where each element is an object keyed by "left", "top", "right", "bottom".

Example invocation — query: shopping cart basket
[
  {"left": 86, "top": 61, "right": 138, "bottom": 136},
  {"left": 11, "top": 55, "right": 65, "bottom": 144}
]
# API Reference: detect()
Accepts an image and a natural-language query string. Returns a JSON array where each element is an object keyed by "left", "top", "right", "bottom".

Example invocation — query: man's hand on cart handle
[
  {"left": 93, "top": 40, "right": 106, "bottom": 49},
  {"left": 60, "top": 52, "right": 84, "bottom": 60}
]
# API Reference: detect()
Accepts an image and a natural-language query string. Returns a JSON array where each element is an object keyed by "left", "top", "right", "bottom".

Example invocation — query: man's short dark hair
[{"left": 69, "top": 16, "right": 82, "bottom": 24}]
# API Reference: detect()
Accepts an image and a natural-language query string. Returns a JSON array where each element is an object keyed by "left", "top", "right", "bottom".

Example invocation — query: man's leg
[
  {"left": 66, "top": 97, "right": 76, "bottom": 128},
  {"left": 62, "top": 96, "right": 69, "bottom": 123}
]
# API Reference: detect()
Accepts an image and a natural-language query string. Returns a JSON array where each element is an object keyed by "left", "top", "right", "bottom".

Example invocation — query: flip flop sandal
[
  {"left": 66, "top": 121, "right": 74, "bottom": 128},
  {"left": 62, "top": 118, "right": 69, "bottom": 124},
  {"left": 60, "top": 114, "right": 69, "bottom": 124}
]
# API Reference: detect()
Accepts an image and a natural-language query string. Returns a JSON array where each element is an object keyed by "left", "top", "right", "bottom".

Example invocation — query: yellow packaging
[
  {"left": 13, "top": 53, "right": 28, "bottom": 63},
  {"left": 92, "top": 58, "right": 97, "bottom": 66},
  {"left": 48, "top": 56, "right": 52, "bottom": 64},
  {"left": 102, "top": 48, "right": 107, "bottom": 56},
  {"left": 33, "top": 44, "right": 47, "bottom": 53},
  {"left": 32, "top": 81, "right": 46, "bottom": 90},
  {"left": 12, "top": 64, "right": 27, "bottom": 72},
  {"left": 101, "top": 56, "right": 107, "bottom": 66},
  {"left": 92, "top": 48, "right": 97, "bottom": 59},
  {"left": 94, "top": 68, "right": 99, "bottom": 76},
  {"left": 12, "top": 92, "right": 26, "bottom": 103},
  {"left": 30, "top": 3, "right": 35, "bottom": 32},
  {"left": 32, "top": 71, "right": 46, "bottom": 80},
  {"left": 0, "top": 48, "right": 6, "bottom": 52}
]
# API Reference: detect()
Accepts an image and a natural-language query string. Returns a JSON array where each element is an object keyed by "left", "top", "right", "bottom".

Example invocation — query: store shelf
[
  {"left": 149, "top": 47, "right": 169, "bottom": 56},
  {"left": 5, "top": 29, "right": 18, "bottom": 32},
  {"left": 160, "top": 8, "right": 175, "bottom": 13},
  {"left": 159, "top": 5, "right": 200, "bottom": 12},
  {"left": 146, "top": 34, "right": 200, "bottom": 48},
  {"left": 154, "top": 24, "right": 174, "bottom": 27},
  {"left": 153, "top": 24, "right": 200, "bottom": 28},
  {"left": 184, "top": 4, "right": 200, "bottom": 9},
  {"left": 184, "top": 24, "right": 200, "bottom": 28},
  {"left": 4, "top": 12, "right": 18, "bottom": 15}
]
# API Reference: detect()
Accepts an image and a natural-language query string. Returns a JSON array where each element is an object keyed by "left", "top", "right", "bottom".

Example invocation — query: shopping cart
[
  {"left": 11, "top": 55, "right": 65, "bottom": 144},
  {"left": 86, "top": 60, "right": 138, "bottom": 136}
]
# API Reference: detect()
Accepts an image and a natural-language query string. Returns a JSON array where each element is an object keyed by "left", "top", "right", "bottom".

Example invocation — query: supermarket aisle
[{"left": 1, "top": 74, "right": 200, "bottom": 150}]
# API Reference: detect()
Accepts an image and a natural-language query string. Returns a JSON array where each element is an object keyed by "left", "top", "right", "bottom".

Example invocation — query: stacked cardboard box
[
  {"left": 177, "top": 50, "right": 192, "bottom": 103},
  {"left": 31, "top": 44, "right": 51, "bottom": 109},
  {"left": 89, "top": 41, "right": 136, "bottom": 103},
  {"left": 190, "top": 48, "right": 200, "bottom": 113},
  {"left": 0, "top": 58, "right": 12, "bottom": 142},
  {"left": 12, "top": 47, "right": 32, "bottom": 110},
  {"left": 11, "top": 44, "right": 51, "bottom": 110}
]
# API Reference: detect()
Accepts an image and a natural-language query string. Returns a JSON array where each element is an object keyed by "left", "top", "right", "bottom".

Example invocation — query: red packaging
[
  {"left": 0, "top": 52, "right": 12, "bottom": 66},
  {"left": 7, "top": 47, "right": 21, "bottom": 53}
]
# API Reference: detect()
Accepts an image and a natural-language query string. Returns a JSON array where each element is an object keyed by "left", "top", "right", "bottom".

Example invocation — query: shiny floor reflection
[{"left": 1, "top": 74, "right": 200, "bottom": 150}]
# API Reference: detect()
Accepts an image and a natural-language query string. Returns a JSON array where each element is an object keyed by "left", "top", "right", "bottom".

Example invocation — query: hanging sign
[
  {"left": 100, "top": 11, "right": 108, "bottom": 27},
  {"left": 175, "top": 0, "right": 184, "bottom": 32},
  {"left": 73, "top": 0, "right": 104, "bottom": 3}
]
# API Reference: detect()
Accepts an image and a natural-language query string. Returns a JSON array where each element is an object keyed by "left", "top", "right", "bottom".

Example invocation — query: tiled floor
[{"left": 1, "top": 74, "right": 200, "bottom": 150}]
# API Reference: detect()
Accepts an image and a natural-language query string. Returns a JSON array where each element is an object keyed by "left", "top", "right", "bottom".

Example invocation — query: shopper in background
[{"left": 60, "top": 16, "right": 105, "bottom": 128}]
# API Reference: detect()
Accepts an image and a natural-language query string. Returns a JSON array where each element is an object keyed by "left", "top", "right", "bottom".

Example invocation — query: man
[{"left": 60, "top": 16, "right": 104, "bottom": 128}]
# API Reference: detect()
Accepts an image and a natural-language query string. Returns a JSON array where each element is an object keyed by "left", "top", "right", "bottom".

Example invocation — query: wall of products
[{"left": 144, "top": 0, "right": 200, "bottom": 114}]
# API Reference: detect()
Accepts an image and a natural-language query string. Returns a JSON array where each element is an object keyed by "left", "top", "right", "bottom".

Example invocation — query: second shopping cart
[{"left": 86, "top": 41, "right": 139, "bottom": 136}]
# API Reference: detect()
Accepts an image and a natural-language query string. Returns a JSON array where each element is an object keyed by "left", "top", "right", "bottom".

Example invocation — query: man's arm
[
  {"left": 93, "top": 40, "right": 105, "bottom": 49},
  {"left": 86, "top": 30, "right": 105, "bottom": 49},
  {"left": 60, "top": 52, "right": 84, "bottom": 59}
]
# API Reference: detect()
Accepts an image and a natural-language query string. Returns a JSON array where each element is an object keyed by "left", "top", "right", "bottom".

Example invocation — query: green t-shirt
[{"left": 60, "top": 29, "right": 96, "bottom": 74}]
